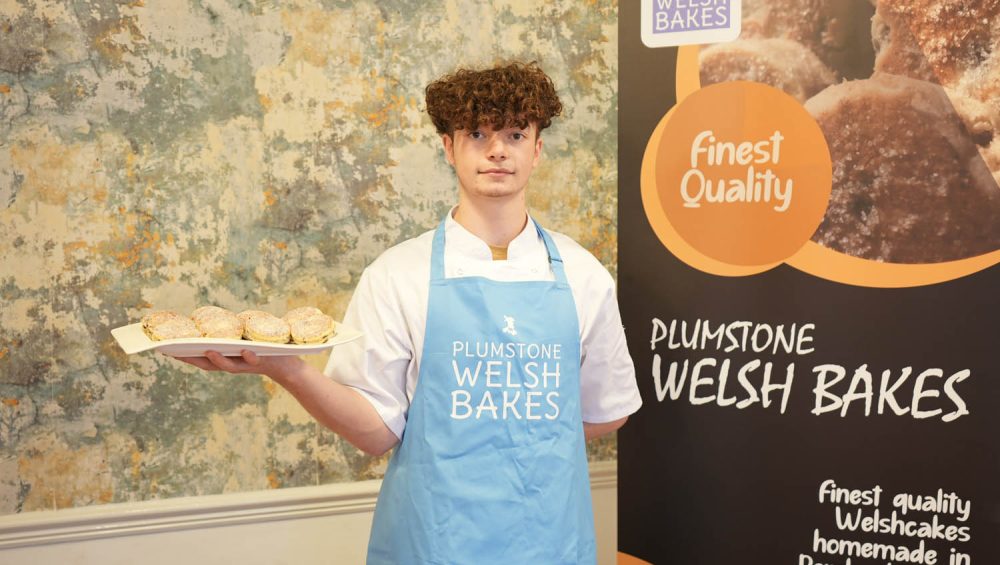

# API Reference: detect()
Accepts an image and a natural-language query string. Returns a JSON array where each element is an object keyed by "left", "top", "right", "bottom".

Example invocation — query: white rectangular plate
[{"left": 111, "top": 322, "right": 363, "bottom": 357}]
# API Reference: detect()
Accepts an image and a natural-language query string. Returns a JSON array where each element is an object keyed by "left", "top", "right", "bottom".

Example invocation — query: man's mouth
[{"left": 480, "top": 168, "right": 513, "bottom": 175}]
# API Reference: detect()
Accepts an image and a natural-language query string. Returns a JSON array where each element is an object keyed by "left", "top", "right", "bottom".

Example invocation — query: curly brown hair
[{"left": 425, "top": 61, "right": 563, "bottom": 136}]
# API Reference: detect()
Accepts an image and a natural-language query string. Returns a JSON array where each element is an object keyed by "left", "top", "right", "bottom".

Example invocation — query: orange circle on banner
[{"left": 652, "top": 81, "right": 832, "bottom": 267}]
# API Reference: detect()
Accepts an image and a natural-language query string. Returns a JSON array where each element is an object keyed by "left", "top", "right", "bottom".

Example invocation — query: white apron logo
[
  {"left": 502, "top": 315, "right": 517, "bottom": 336},
  {"left": 450, "top": 340, "right": 563, "bottom": 421}
]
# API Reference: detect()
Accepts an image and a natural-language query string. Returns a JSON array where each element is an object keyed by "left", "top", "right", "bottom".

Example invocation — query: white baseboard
[{"left": 0, "top": 461, "right": 617, "bottom": 565}]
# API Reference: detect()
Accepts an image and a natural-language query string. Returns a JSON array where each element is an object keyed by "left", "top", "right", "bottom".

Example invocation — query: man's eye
[
  {"left": 512, "top": 132, "right": 525, "bottom": 140},
  {"left": 470, "top": 131, "right": 483, "bottom": 139}
]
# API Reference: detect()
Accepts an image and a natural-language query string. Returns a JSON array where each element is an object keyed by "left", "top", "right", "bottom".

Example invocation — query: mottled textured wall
[{"left": 0, "top": 0, "right": 619, "bottom": 514}]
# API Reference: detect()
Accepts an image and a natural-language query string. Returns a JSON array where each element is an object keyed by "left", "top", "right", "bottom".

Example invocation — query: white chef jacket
[{"left": 324, "top": 210, "right": 642, "bottom": 440}]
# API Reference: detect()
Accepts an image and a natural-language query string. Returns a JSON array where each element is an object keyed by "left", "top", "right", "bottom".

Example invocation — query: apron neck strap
[
  {"left": 536, "top": 222, "right": 568, "bottom": 283},
  {"left": 430, "top": 214, "right": 569, "bottom": 283},
  {"left": 431, "top": 220, "right": 447, "bottom": 281}
]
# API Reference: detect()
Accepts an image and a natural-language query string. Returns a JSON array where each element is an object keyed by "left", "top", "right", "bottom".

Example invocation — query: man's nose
[{"left": 487, "top": 136, "right": 507, "bottom": 160}]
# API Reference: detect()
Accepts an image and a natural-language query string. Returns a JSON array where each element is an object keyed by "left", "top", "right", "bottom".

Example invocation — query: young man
[{"left": 181, "top": 62, "right": 641, "bottom": 564}]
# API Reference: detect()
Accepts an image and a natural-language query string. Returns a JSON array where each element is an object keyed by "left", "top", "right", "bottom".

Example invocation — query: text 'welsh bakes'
[
  {"left": 649, "top": 318, "right": 969, "bottom": 423},
  {"left": 450, "top": 340, "right": 563, "bottom": 421}
]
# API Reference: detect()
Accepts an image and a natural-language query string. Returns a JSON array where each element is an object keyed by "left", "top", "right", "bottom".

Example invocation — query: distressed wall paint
[{"left": 0, "top": 0, "right": 620, "bottom": 514}]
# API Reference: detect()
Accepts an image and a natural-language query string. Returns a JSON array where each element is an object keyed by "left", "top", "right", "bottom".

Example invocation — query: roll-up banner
[{"left": 617, "top": 1, "right": 1000, "bottom": 564}]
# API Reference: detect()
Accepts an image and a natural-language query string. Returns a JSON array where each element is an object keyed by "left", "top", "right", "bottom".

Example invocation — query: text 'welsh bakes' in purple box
[
  {"left": 651, "top": 0, "right": 732, "bottom": 33},
  {"left": 641, "top": 0, "right": 741, "bottom": 48}
]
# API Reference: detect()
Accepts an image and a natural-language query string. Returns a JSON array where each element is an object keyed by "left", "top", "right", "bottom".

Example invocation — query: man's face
[{"left": 442, "top": 122, "right": 543, "bottom": 201}]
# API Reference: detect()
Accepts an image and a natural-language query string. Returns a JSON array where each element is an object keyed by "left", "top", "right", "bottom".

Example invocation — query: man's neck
[{"left": 452, "top": 194, "right": 528, "bottom": 248}]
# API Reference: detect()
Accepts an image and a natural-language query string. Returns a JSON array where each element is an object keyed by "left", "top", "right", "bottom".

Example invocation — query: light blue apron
[{"left": 366, "top": 217, "right": 596, "bottom": 565}]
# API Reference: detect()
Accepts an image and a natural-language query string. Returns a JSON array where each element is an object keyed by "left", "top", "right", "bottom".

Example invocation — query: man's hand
[{"left": 171, "top": 350, "right": 304, "bottom": 383}]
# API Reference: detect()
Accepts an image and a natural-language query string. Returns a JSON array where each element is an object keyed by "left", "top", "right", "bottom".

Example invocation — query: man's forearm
[
  {"left": 268, "top": 359, "right": 399, "bottom": 456},
  {"left": 583, "top": 416, "right": 628, "bottom": 441}
]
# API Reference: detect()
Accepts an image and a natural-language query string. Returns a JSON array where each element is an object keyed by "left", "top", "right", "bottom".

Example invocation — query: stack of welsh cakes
[{"left": 141, "top": 306, "right": 336, "bottom": 344}]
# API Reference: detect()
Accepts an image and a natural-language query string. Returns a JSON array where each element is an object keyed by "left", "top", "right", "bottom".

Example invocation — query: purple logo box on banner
[{"left": 651, "top": 0, "right": 732, "bottom": 34}]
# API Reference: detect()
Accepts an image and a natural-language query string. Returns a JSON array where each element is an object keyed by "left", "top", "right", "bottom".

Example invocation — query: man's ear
[
  {"left": 532, "top": 135, "right": 543, "bottom": 167},
  {"left": 441, "top": 133, "right": 456, "bottom": 166}
]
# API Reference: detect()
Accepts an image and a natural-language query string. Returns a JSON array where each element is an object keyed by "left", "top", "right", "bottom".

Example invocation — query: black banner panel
[{"left": 617, "top": 1, "right": 1000, "bottom": 564}]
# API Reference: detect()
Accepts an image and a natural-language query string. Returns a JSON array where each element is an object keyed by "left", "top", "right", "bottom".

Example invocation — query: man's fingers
[
  {"left": 171, "top": 356, "right": 220, "bottom": 371},
  {"left": 205, "top": 350, "right": 247, "bottom": 372},
  {"left": 241, "top": 349, "right": 260, "bottom": 365},
  {"left": 167, "top": 351, "right": 265, "bottom": 375}
]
